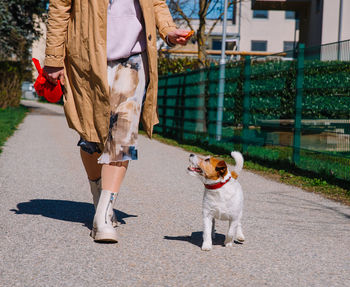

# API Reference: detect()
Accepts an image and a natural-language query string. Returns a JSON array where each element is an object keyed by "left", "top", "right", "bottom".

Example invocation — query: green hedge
[
  {"left": 158, "top": 57, "right": 213, "bottom": 76},
  {"left": 218, "top": 59, "right": 350, "bottom": 126}
]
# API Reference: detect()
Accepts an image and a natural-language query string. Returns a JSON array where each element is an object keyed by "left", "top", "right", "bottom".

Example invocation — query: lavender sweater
[{"left": 107, "top": 0, "right": 147, "bottom": 61}]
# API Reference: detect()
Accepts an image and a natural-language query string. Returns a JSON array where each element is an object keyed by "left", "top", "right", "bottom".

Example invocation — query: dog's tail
[{"left": 231, "top": 151, "right": 244, "bottom": 175}]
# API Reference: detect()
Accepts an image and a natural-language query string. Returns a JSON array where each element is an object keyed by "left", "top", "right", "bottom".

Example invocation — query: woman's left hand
[{"left": 167, "top": 29, "right": 193, "bottom": 46}]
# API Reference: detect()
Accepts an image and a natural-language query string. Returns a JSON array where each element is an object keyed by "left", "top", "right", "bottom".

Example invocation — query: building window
[
  {"left": 251, "top": 40, "right": 267, "bottom": 52},
  {"left": 253, "top": 10, "right": 268, "bottom": 19},
  {"left": 212, "top": 39, "right": 236, "bottom": 51},
  {"left": 283, "top": 41, "right": 295, "bottom": 51},
  {"left": 285, "top": 11, "right": 296, "bottom": 19},
  {"left": 212, "top": 39, "right": 222, "bottom": 50},
  {"left": 283, "top": 41, "right": 295, "bottom": 57}
]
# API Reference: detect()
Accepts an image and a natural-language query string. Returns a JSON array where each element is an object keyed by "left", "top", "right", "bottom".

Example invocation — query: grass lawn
[
  {"left": 143, "top": 131, "right": 350, "bottom": 206},
  {"left": 0, "top": 105, "right": 28, "bottom": 153}
]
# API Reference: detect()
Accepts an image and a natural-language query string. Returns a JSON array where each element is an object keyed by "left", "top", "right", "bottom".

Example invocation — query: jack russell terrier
[{"left": 187, "top": 151, "right": 245, "bottom": 251}]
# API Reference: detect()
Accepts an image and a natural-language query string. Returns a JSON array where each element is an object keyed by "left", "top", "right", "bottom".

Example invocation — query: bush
[
  {"left": 158, "top": 56, "right": 216, "bottom": 76},
  {"left": 0, "top": 61, "right": 31, "bottom": 109}
]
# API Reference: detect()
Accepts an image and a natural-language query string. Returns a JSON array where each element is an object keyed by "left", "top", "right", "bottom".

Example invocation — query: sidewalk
[{"left": 0, "top": 100, "right": 349, "bottom": 287}]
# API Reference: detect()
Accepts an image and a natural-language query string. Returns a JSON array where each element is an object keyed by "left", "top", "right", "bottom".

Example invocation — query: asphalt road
[{"left": 1, "top": 100, "right": 349, "bottom": 287}]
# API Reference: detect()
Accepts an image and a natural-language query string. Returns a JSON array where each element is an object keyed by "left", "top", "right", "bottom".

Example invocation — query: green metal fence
[{"left": 155, "top": 40, "right": 350, "bottom": 183}]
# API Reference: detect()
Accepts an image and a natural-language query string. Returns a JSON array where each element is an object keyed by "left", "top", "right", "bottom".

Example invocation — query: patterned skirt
[{"left": 76, "top": 52, "right": 148, "bottom": 164}]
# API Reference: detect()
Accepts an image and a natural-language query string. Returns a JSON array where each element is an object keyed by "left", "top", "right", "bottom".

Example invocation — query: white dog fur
[{"left": 187, "top": 151, "right": 245, "bottom": 251}]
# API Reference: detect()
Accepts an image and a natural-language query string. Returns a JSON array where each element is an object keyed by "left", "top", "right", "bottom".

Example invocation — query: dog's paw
[
  {"left": 224, "top": 237, "right": 234, "bottom": 247},
  {"left": 225, "top": 242, "right": 234, "bottom": 248},
  {"left": 201, "top": 242, "right": 212, "bottom": 251}
]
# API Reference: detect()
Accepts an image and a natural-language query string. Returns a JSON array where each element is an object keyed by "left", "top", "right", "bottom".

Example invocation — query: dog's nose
[{"left": 190, "top": 154, "right": 195, "bottom": 157}]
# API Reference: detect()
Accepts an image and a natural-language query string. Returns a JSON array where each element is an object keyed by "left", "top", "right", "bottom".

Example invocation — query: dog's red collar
[{"left": 204, "top": 177, "right": 231, "bottom": 190}]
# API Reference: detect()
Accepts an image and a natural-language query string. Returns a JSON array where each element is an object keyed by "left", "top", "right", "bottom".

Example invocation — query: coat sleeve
[
  {"left": 44, "top": 0, "right": 72, "bottom": 67},
  {"left": 153, "top": 0, "right": 177, "bottom": 40}
]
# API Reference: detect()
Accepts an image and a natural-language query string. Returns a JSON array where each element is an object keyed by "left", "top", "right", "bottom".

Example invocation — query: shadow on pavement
[
  {"left": 164, "top": 232, "right": 229, "bottom": 248},
  {"left": 28, "top": 106, "right": 65, "bottom": 117},
  {"left": 10, "top": 199, "right": 138, "bottom": 229}
]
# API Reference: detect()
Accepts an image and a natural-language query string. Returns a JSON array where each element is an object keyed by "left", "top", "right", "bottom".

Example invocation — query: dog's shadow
[
  {"left": 10, "top": 199, "right": 137, "bottom": 230},
  {"left": 164, "top": 232, "right": 244, "bottom": 248},
  {"left": 164, "top": 232, "right": 243, "bottom": 248}
]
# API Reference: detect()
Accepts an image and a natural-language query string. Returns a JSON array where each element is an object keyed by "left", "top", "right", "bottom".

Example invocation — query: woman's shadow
[{"left": 10, "top": 199, "right": 137, "bottom": 230}]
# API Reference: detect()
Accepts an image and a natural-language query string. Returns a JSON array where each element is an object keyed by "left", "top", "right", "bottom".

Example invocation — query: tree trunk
[
  {"left": 197, "top": 8, "right": 207, "bottom": 68},
  {"left": 198, "top": 0, "right": 211, "bottom": 67},
  {"left": 197, "top": 18, "right": 207, "bottom": 68}
]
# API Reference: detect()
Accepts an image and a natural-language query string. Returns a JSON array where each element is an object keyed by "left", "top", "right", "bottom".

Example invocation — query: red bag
[{"left": 32, "top": 58, "right": 63, "bottom": 103}]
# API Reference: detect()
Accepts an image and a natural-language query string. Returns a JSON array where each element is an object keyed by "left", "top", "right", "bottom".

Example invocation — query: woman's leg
[
  {"left": 91, "top": 53, "right": 146, "bottom": 242},
  {"left": 92, "top": 162, "right": 128, "bottom": 242},
  {"left": 80, "top": 148, "right": 127, "bottom": 213},
  {"left": 80, "top": 149, "right": 102, "bottom": 181},
  {"left": 80, "top": 148, "right": 128, "bottom": 193},
  {"left": 81, "top": 150, "right": 128, "bottom": 243},
  {"left": 80, "top": 149, "right": 103, "bottom": 211},
  {"left": 101, "top": 161, "right": 129, "bottom": 193}
]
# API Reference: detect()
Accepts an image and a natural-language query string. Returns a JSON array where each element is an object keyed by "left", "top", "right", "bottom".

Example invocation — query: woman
[{"left": 43, "top": 0, "right": 190, "bottom": 242}]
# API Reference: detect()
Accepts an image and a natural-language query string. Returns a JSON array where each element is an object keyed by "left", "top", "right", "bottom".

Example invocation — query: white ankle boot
[
  {"left": 89, "top": 178, "right": 118, "bottom": 228},
  {"left": 91, "top": 190, "right": 118, "bottom": 242}
]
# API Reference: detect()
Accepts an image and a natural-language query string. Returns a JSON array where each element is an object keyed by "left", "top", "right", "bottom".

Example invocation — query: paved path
[{"left": 1, "top": 100, "right": 349, "bottom": 287}]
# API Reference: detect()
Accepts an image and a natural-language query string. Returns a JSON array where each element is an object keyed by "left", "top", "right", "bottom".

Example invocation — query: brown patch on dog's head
[{"left": 198, "top": 157, "right": 228, "bottom": 180}]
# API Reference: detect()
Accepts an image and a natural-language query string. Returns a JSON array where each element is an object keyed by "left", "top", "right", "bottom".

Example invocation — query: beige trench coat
[{"left": 44, "top": 0, "right": 176, "bottom": 146}]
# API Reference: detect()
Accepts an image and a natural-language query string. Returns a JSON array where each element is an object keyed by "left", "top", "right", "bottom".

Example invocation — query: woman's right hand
[{"left": 43, "top": 66, "right": 65, "bottom": 85}]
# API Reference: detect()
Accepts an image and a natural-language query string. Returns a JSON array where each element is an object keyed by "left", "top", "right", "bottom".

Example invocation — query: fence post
[
  {"left": 204, "top": 66, "right": 211, "bottom": 139},
  {"left": 162, "top": 75, "right": 169, "bottom": 135},
  {"left": 216, "top": 62, "right": 226, "bottom": 141},
  {"left": 180, "top": 73, "right": 187, "bottom": 141},
  {"left": 198, "top": 69, "right": 207, "bottom": 135},
  {"left": 293, "top": 43, "right": 305, "bottom": 165},
  {"left": 242, "top": 56, "right": 251, "bottom": 153}
]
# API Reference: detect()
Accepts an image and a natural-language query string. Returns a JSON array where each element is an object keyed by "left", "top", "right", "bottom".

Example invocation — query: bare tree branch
[
  {"left": 168, "top": 0, "right": 195, "bottom": 31},
  {"left": 166, "top": 0, "right": 246, "bottom": 66},
  {"left": 208, "top": 1, "right": 234, "bottom": 36},
  {"left": 206, "top": 0, "right": 221, "bottom": 17},
  {"left": 199, "top": 0, "right": 212, "bottom": 18}
]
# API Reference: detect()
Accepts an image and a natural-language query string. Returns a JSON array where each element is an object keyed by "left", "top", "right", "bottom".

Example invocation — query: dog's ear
[{"left": 215, "top": 161, "right": 227, "bottom": 177}]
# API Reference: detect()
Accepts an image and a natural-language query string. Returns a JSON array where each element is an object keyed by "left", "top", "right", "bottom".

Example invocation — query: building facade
[
  {"left": 168, "top": 0, "right": 298, "bottom": 54},
  {"left": 252, "top": 0, "right": 350, "bottom": 47}
]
